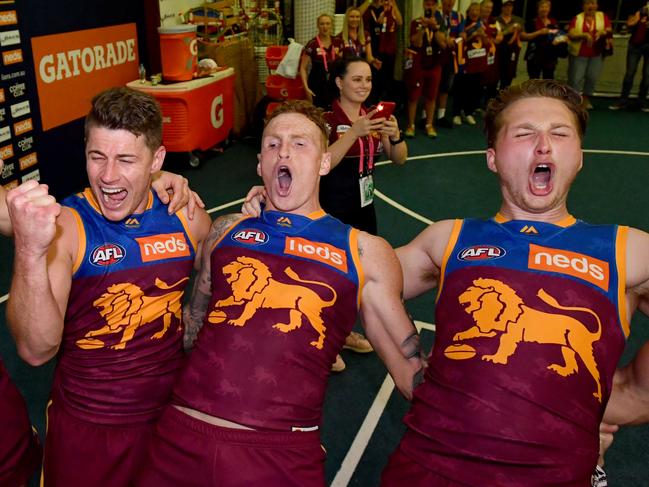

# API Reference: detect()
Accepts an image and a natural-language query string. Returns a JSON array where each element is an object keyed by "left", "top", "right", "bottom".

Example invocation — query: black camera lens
[{"left": 425, "top": 9, "right": 433, "bottom": 18}]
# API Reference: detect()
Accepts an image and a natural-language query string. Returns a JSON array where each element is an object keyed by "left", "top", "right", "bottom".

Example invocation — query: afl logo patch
[
  {"left": 458, "top": 245, "right": 505, "bottom": 261},
  {"left": 90, "top": 243, "right": 126, "bottom": 266},
  {"left": 231, "top": 229, "right": 269, "bottom": 245}
]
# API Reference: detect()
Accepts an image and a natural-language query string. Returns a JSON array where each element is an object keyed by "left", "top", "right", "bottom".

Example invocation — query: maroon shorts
[
  {"left": 42, "top": 400, "right": 155, "bottom": 487},
  {"left": 135, "top": 406, "right": 326, "bottom": 487},
  {"left": 406, "top": 64, "right": 442, "bottom": 102},
  {"left": 381, "top": 445, "right": 460, "bottom": 486},
  {"left": 0, "top": 374, "right": 41, "bottom": 486}
]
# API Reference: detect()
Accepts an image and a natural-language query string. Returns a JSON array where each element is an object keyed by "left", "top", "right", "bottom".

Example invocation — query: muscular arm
[
  {"left": 358, "top": 232, "right": 426, "bottom": 400},
  {"left": 604, "top": 228, "right": 649, "bottom": 424},
  {"left": 396, "top": 219, "right": 455, "bottom": 300},
  {"left": 183, "top": 213, "right": 242, "bottom": 350},
  {"left": 7, "top": 185, "right": 74, "bottom": 366}
]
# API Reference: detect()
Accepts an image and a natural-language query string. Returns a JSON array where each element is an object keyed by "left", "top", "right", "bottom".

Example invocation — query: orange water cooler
[{"left": 127, "top": 68, "right": 235, "bottom": 166}]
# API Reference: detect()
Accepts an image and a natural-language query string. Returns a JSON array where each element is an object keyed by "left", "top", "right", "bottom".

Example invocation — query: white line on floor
[
  {"left": 374, "top": 190, "right": 434, "bottom": 226},
  {"left": 331, "top": 320, "right": 435, "bottom": 487}
]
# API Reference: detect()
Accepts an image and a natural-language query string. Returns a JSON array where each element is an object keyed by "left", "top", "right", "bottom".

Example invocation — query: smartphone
[
  {"left": 424, "top": 8, "right": 433, "bottom": 18},
  {"left": 370, "top": 101, "right": 396, "bottom": 119}
]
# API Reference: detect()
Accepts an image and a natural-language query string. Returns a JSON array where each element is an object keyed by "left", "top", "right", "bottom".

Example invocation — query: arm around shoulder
[{"left": 396, "top": 219, "right": 455, "bottom": 300}]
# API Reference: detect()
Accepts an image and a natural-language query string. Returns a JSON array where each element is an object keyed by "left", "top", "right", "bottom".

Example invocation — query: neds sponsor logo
[{"left": 284, "top": 237, "right": 348, "bottom": 273}]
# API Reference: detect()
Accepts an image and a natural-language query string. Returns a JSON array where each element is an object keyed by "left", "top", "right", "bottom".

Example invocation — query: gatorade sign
[{"left": 31, "top": 23, "right": 138, "bottom": 131}]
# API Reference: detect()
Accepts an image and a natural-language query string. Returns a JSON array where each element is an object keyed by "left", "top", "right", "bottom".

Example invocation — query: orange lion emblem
[
  {"left": 76, "top": 277, "right": 189, "bottom": 350},
  {"left": 454, "top": 278, "right": 603, "bottom": 401},
  {"left": 209, "top": 256, "right": 337, "bottom": 349}
]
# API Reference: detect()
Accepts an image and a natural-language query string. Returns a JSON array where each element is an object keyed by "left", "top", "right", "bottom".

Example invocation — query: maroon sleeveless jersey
[
  {"left": 173, "top": 210, "right": 361, "bottom": 431},
  {"left": 54, "top": 190, "right": 197, "bottom": 424},
  {"left": 399, "top": 217, "right": 627, "bottom": 485}
]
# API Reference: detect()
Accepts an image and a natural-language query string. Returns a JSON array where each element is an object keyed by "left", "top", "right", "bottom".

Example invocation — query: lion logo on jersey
[
  {"left": 452, "top": 278, "right": 603, "bottom": 401},
  {"left": 76, "top": 277, "right": 189, "bottom": 350},
  {"left": 208, "top": 256, "right": 337, "bottom": 349}
]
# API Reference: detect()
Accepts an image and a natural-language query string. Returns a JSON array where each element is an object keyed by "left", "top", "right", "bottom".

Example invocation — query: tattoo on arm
[
  {"left": 183, "top": 272, "right": 211, "bottom": 350},
  {"left": 183, "top": 213, "right": 240, "bottom": 350},
  {"left": 401, "top": 332, "right": 422, "bottom": 360}
]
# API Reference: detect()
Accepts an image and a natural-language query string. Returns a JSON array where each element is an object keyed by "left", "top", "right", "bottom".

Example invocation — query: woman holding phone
[{"left": 321, "top": 56, "right": 407, "bottom": 236}]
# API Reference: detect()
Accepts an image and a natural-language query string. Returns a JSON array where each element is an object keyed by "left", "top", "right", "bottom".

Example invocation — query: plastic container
[
  {"left": 127, "top": 68, "right": 235, "bottom": 154},
  {"left": 158, "top": 24, "right": 198, "bottom": 81},
  {"left": 265, "top": 74, "right": 305, "bottom": 99},
  {"left": 265, "top": 45, "right": 288, "bottom": 71}
]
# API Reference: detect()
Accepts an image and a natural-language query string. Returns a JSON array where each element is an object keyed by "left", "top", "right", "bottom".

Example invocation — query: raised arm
[
  {"left": 396, "top": 219, "right": 455, "bottom": 300},
  {"left": 604, "top": 227, "right": 649, "bottom": 424},
  {"left": 358, "top": 232, "right": 426, "bottom": 400},
  {"left": 6, "top": 182, "right": 74, "bottom": 366},
  {"left": 183, "top": 213, "right": 242, "bottom": 350}
]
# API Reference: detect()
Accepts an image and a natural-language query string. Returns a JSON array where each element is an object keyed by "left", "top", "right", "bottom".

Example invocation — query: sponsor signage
[
  {"left": 284, "top": 237, "right": 348, "bottom": 273},
  {"left": 136, "top": 233, "right": 190, "bottom": 262},
  {"left": 2, "top": 48, "right": 22, "bottom": 65},
  {"left": 3, "top": 178, "right": 18, "bottom": 190},
  {"left": 0, "top": 29, "right": 20, "bottom": 46},
  {"left": 13, "top": 117, "right": 32, "bottom": 135},
  {"left": 0, "top": 125, "right": 10, "bottom": 143},
  {"left": 31, "top": 23, "right": 139, "bottom": 130},
  {"left": 1, "top": 160, "right": 13, "bottom": 179},
  {"left": 21, "top": 168, "right": 39, "bottom": 182},
  {"left": 18, "top": 151, "right": 37, "bottom": 170},
  {"left": 528, "top": 243, "right": 609, "bottom": 291},
  {"left": 0, "top": 10, "right": 17, "bottom": 26},
  {"left": 10, "top": 99, "right": 28, "bottom": 117}
]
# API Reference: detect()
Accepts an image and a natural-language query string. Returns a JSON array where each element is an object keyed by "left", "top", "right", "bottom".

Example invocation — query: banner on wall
[
  {"left": 0, "top": 3, "right": 40, "bottom": 190},
  {"left": 31, "top": 23, "right": 139, "bottom": 131}
]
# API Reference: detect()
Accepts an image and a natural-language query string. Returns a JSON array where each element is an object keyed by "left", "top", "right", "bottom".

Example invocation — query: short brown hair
[
  {"left": 264, "top": 100, "right": 329, "bottom": 149},
  {"left": 484, "top": 79, "right": 588, "bottom": 148},
  {"left": 85, "top": 87, "right": 163, "bottom": 151}
]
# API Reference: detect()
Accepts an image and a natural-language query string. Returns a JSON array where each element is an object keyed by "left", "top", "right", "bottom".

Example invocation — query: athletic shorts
[
  {"left": 41, "top": 400, "right": 155, "bottom": 487},
  {"left": 0, "top": 376, "right": 41, "bottom": 486},
  {"left": 381, "top": 446, "right": 460, "bottom": 486},
  {"left": 406, "top": 64, "right": 442, "bottom": 102},
  {"left": 135, "top": 406, "right": 326, "bottom": 487}
]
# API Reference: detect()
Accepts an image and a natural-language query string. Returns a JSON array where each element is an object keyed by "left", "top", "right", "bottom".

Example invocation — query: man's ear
[
  {"left": 151, "top": 146, "right": 166, "bottom": 173},
  {"left": 257, "top": 153, "right": 262, "bottom": 177},
  {"left": 319, "top": 151, "right": 331, "bottom": 176},
  {"left": 577, "top": 150, "right": 583, "bottom": 172},
  {"left": 486, "top": 148, "right": 498, "bottom": 174}
]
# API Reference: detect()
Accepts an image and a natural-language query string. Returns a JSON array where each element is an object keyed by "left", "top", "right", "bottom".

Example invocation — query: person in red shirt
[
  {"left": 360, "top": 0, "right": 403, "bottom": 103},
  {"left": 300, "top": 14, "right": 343, "bottom": 109},
  {"left": 567, "top": 0, "right": 612, "bottom": 109},
  {"left": 404, "top": 0, "right": 448, "bottom": 138}
]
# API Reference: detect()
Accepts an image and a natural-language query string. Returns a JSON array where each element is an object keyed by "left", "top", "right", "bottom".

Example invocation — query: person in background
[
  {"left": 479, "top": 0, "right": 503, "bottom": 107},
  {"left": 404, "top": 0, "right": 448, "bottom": 138},
  {"left": 452, "top": 2, "right": 487, "bottom": 126},
  {"left": 5, "top": 88, "right": 211, "bottom": 486},
  {"left": 608, "top": 3, "right": 649, "bottom": 112},
  {"left": 567, "top": 0, "right": 612, "bottom": 109},
  {"left": 0, "top": 160, "right": 42, "bottom": 487},
  {"left": 360, "top": 0, "right": 403, "bottom": 104},
  {"left": 322, "top": 56, "right": 407, "bottom": 370},
  {"left": 496, "top": 0, "right": 525, "bottom": 90},
  {"left": 301, "top": 13, "right": 342, "bottom": 110},
  {"left": 522, "top": 0, "right": 565, "bottom": 80},
  {"left": 434, "top": 0, "right": 464, "bottom": 128},
  {"left": 338, "top": 6, "right": 380, "bottom": 71}
]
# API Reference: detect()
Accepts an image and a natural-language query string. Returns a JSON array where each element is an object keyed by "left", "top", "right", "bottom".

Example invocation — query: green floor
[{"left": 1, "top": 97, "right": 649, "bottom": 485}]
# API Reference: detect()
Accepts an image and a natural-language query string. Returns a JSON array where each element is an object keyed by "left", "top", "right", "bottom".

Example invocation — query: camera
[{"left": 425, "top": 8, "right": 433, "bottom": 18}]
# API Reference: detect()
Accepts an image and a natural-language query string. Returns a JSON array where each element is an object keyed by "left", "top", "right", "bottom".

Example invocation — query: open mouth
[
  {"left": 100, "top": 186, "right": 128, "bottom": 208},
  {"left": 529, "top": 163, "right": 553, "bottom": 196},
  {"left": 277, "top": 165, "right": 292, "bottom": 196}
]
